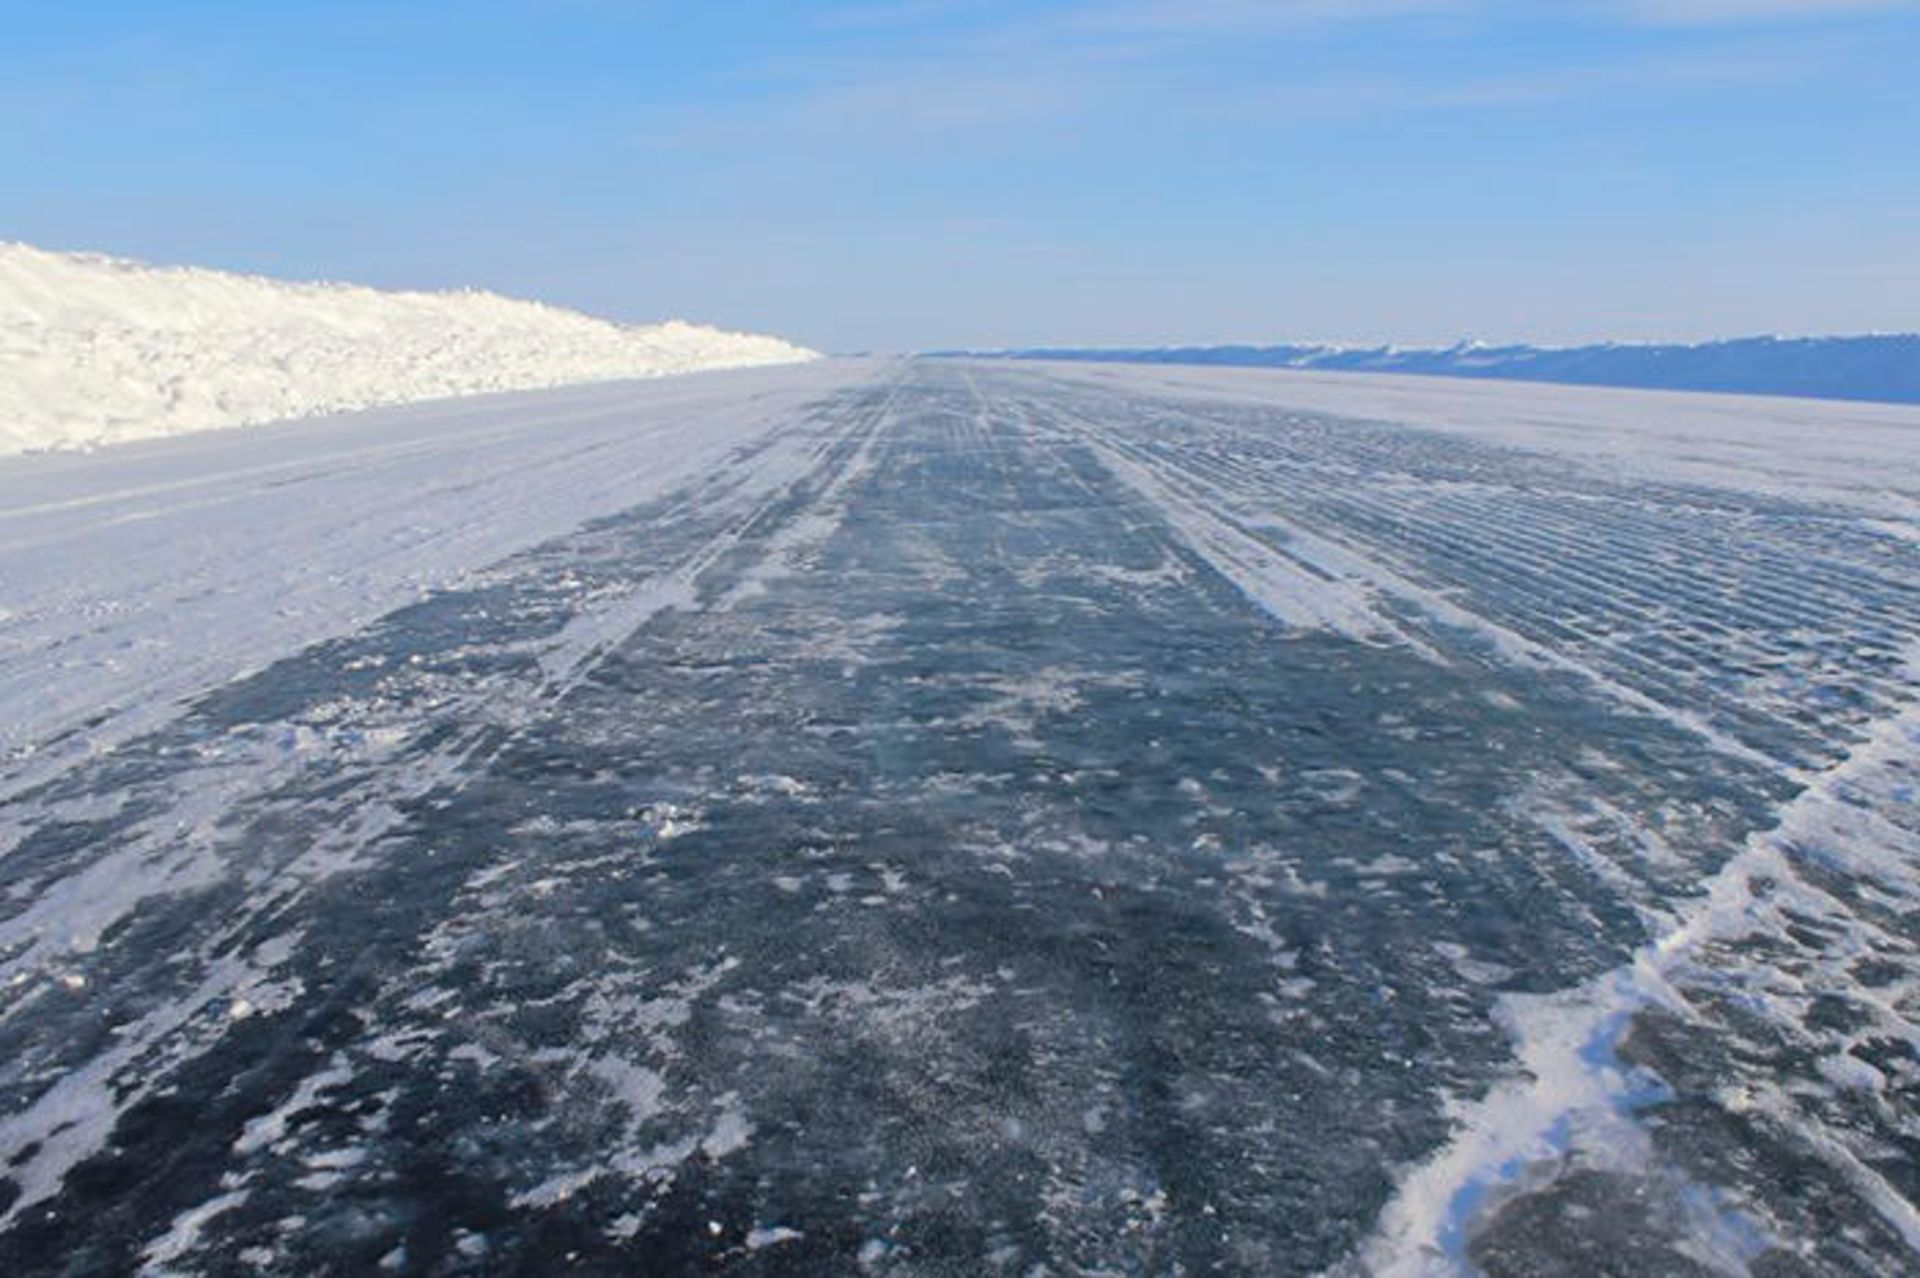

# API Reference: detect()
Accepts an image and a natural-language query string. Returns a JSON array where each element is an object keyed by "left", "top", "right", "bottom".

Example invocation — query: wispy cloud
[
  {"left": 632, "top": 0, "right": 1895, "bottom": 172},
  {"left": 1053, "top": 0, "right": 1470, "bottom": 34},
  {"left": 1611, "top": 0, "right": 1918, "bottom": 23},
  {"left": 655, "top": 1, "right": 1485, "bottom": 154},
  {"left": 809, "top": 1, "right": 1000, "bottom": 31},
  {"left": 818, "top": 0, "right": 1466, "bottom": 31},
  {"left": 1202, "top": 39, "right": 1807, "bottom": 126},
  {"left": 1426, "top": 43, "right": 1799, "bottom": 106}
]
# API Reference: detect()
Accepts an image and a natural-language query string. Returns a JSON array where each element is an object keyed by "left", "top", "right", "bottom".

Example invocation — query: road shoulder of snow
[{"left": 0, "top": 241, "right": 818, "bottom": 456}]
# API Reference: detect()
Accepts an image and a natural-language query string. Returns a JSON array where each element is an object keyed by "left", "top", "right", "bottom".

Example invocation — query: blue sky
[{"left": 4, "top": 1, "right": 1917, "bottom": 351}]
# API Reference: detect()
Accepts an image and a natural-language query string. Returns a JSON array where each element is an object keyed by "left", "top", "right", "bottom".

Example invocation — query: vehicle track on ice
[{"left": 0, "top": 361, "right": 1914, "bottom": 1276}]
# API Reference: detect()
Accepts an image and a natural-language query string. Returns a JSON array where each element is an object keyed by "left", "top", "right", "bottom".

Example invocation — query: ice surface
[
  {"left": 1, "top": 360, "right": 1916, "bottom": 1274},
  {"left": 0, "top": 242, "right": 817, "bottom": 456}
]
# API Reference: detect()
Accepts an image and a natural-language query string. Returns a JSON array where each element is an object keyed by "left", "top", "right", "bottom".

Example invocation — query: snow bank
[{"left": 0, "top": 242, "right": 818, "bottom": 455}]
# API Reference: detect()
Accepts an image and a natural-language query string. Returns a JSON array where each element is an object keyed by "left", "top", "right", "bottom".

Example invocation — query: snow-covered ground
[
  {"left": 1035, "top": 359, "right": 1920, "bottom": 523},
  {"left": 0, "top": 242, "right": 817, "bottom": 456},
  {"left": 0, "top": 360, "right": 872, "bottom": 802}
]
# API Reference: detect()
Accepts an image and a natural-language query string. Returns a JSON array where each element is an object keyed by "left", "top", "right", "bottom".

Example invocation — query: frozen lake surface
[{"left": 1, "top": 360, "right": 1916, "bottom": 1275}]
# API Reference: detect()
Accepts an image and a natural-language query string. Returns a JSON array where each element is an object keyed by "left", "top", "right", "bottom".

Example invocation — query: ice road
[{"left": 1, "top": 359, "right": 1917, "bottom": 1276}]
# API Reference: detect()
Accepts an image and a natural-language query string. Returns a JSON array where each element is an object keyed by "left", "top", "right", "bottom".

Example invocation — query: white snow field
[
  {"left": 0, "top": 242, "right": 817, "bottom": 456},
  {"left": 1038, "top": 359, "right": 1920, "bottom": 523}
]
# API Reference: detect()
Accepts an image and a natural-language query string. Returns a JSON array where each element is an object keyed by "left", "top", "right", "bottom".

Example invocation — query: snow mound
[{"left": 0, "top": 242, "right": 818, "bottom": 455}]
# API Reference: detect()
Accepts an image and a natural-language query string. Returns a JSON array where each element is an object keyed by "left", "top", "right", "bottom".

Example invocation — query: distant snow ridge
[
  {"left": 0, "top": 242, "right": 817, "bottom": 455},
  {"left": 973, "top": 334, "right": 1920, "bottom": 406}
]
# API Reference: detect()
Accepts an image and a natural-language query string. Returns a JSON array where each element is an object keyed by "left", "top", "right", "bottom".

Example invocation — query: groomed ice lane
[{"left": 0, "top": 361, "right": 1915, "bottom": 1276}]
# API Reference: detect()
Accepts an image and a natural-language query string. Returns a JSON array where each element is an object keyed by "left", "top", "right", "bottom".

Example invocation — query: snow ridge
[
  {"left": 0, "top": 242, "right": 818, "bottom": 455},
  {"left": 960, "top": 334, "right": 1920, "bottom": 406}
]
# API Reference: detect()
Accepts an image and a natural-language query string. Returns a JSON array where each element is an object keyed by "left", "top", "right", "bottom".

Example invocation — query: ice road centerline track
[{"left": 0, "top": 360, "right": 1917, "bottom": 1275}]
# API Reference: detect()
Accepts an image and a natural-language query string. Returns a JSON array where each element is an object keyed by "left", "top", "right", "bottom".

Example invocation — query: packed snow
[
  {"left": 0, "top": 242, "right": 818, "bottom": 456},
  {"left": 1032, "top": 359, "right": 1920, "bottom": 523},
  {"left": 0, "top": 360, "right": 871, "bottom": 802}
]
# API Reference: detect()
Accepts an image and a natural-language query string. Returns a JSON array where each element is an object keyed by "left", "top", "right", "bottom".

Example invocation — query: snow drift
[{"left": 0, "top": 242, "right": 818, "bottom": 455}]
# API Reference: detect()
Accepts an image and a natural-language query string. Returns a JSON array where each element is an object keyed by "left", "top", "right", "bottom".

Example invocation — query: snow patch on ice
[
  {"left": 746, "top": 1225, "right": 804, "bottom": 1250},
  {"left": 1347, "top": 643, "right": 1920, "bottom": 1275},
  {"left": 137, "top": 1186, "right": 251, "bottom": 1275}
]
